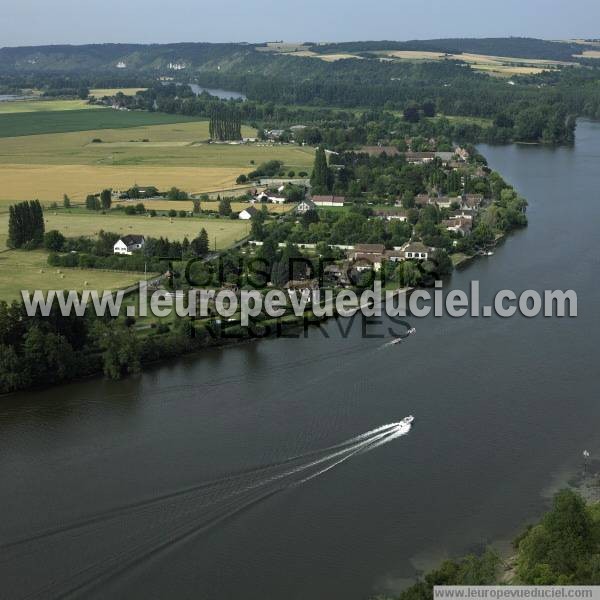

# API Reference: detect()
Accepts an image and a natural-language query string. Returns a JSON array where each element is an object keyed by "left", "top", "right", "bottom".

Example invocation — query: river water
[
  {"left": 1, "top": 121, "right": 599, "bottom": 600},
  {"left": 189, "top": 84, "right": 246, "bottom": 100}
]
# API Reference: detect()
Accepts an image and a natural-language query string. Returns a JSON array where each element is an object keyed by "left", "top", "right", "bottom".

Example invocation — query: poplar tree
[
  {"left": 310, "top": 147, "right": 332, "bottom": 194},
  {"left": 7, "top": 200, "right": 45, "bottom": 249}
]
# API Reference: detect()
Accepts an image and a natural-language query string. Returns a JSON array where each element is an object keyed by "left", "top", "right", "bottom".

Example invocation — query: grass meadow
[
  {"left": 0, "top": 107, "right": 209, "bottom": 138},
  {"left": 0, "top": 249, "right": 150, "bottom": 301},
  {"left": 0, "top": 99, "right": 98, "bottom": 114},
  {"left": 89, "top": 88, "right": 147, "bottom": 97},
  {"left": 0, "top": 212, "right": 250, "bottom": 249}
]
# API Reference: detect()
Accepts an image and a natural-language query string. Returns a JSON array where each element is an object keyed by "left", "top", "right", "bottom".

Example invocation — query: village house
[
  {"left": 352, "top": 244, "right": 386, "bottom": 271},
  {"left": 413, "top": 194, "right": 432, "bottom": 208},
  {"left": 312, "top": 195, "right": 345, "bottom": 207},
  {"left": 434, "top": 151, "right": 455, "bottom": 165},
  {"left": 284, "top": 279, "right": 319, "bottom": 298},
  {"left": 455, "top": 146, "right": 470, "bottom": 161},
  {"left": 432, "top": 195, "right": 462, "bottom": 209},
  {"left": 442, "top": 218, "right": 472, "bottom": 236},
  {"left": 359, "top": 145, "right": 400, "bottom": 156},
  {"left": 296, "top": 198, "right": 316, "bottom": 214},
  {"left": 373, "top": 209, "right": 409, "bottom": 221},
  {"left": 449, "top": 209, "right": 476, "bottom": 220},
  {"left": 400, "top": 241, "right": 432, "bottom": 260},
  {"left": 461, "top": 194, "right": 484, "bottom": 210},
  {"left": 239, "top": 206, "right": 259, "bottom": 220},
  {"left": 269, "top": 196, "right": 287, "bottom": 204},
  {"left": 402, "top": 152, "right": 436, "bottom": 164},
  {"left": 113, "top": 235, "right": 145, "bottom": 255}
]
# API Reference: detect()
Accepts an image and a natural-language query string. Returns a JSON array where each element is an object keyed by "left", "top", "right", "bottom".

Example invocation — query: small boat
[
  {"left": 390, "top": 337, "right": 403, "bottom": 345},
  {"left": 486, "top": 251, "right": 494, "bottom": 256},
  {"left": 402, "top": 415, "right": 414, "bottom": 425}
]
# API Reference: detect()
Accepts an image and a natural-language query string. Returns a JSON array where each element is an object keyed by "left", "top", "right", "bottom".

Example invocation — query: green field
[
  {"left": 0, "top": 211, "right": 250, "bottom": 300},
  {"left": 0, "top": 99, "right": 99, "bottom": 114},
  {"left": 0, "top": 211, "right": 249, "bottom": 249},
  {"left": 0, "top": 108, "right": 209, "bottom": 138},
  {"left": 0, "top": 249, "right": 151, "bottom": 301}
]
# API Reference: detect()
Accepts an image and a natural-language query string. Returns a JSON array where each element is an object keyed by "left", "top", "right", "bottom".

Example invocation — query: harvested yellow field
[
  {"left": 0, "top": 99, "right": 97, "bottom": 114},
  {"left": 471, "top": 64, "right": 545, "bottom": 76},
  {"left": 378, "top": 49, "right": 564, "bottom": 76},
  {"left": 89, "top": 88, "right": 147, "bottom": 97},
  {"left": 0, "top": 120, "right": 314, "bottom": 202},
  {"left": 283, "top": 50, "right": 363, "bottom": 61},
  {"left": 0, "top": 164, "right": 243, "bottom": 202},
  {"left": 379, "top": 50, "right": 448, "bottom": 60},
  {"left": 573, "top": 50, "right": 600, "bottom": 58}
]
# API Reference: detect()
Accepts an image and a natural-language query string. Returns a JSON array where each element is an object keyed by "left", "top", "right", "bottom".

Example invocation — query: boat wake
[{"left": 0, "top": 420, "right": 413, "bottom": 599}]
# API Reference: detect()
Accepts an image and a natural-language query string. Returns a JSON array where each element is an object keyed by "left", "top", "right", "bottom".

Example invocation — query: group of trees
[
  {"left": 7, "top": 200, "right": 44, "bottom": 249},
  {"left": 85, "top": 189, "right": 112, "bottom": 211},
  {"left": 209, "top": 103, "right": 242, "bottom": 141}
]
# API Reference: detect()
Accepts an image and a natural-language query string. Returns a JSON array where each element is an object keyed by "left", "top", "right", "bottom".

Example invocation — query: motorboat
[{"left": 402, "top": 415, "right": 414, "bottom": 425}]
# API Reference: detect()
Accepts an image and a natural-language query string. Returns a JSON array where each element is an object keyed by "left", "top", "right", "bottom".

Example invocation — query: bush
[{"left": 44, "top": 230, "right": 66, "bottom": 252}]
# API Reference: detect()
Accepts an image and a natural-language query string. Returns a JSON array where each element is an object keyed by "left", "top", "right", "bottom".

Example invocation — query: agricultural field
[
  {"left": 0, "top": 249, "right": 149, "bottom": 301},
  {"left": 282, "top": 49, "right": 364, "bottom": 61},
  {"left": 0, "top": 116, "right": 314, "bottom": 202},
  {"left": 89, "top": 88, "right": 147, "bottom": 97},
  {"left": 371, "top": 50, "right": 568, "bottom": 76},
  {"left": 281, "top": 47, "right": 566, "bottom": 74},
  {"left": 0, "top": 99, "right": 98, "bottom": 114},
  {"left": 0, "top": 212, "right": 250, "bottom": 250},
  {"left": 0, "top": 106, "right": 208, "bottom": 138}
]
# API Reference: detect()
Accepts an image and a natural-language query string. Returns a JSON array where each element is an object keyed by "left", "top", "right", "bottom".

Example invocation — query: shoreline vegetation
[
  {"left": 378, "top": 469, "right": 600, "bottom": 599},
  {"left": 399, "top": 463, "right": 600, "bottom": 596}
]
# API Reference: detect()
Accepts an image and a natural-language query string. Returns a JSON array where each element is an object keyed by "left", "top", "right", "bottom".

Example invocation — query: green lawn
[{"left": 0, "top": 108, "right": 209, "bottom": 138}]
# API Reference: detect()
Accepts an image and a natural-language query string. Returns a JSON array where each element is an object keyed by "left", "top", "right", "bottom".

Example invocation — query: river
[
  {"left": 189, "top": 83, "right": 246, "bottom": 100},
  {"left": 1, "top": 120, "right": 599, "bottom": 600}
]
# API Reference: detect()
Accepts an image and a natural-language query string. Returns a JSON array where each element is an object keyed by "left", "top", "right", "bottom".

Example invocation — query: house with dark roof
[
  {"left": 113, "top": 235, "right": 145, "bottom": 255},
  {"left": 239, "top": 206, "right": 259, "bottom": 220},
  {"left": 442, "top": 218, "right": 472, "bottom": 236},
  {"left": 296, "top": 198, "right": 316, "bottom": 214},
  {"left": 400, "top": 241, "right": 432, "bottom": 260}
]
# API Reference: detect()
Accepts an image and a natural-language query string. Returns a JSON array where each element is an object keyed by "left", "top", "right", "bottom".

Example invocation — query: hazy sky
[{"left": 2, "top": 0, "right": 599, "bottom": 47}]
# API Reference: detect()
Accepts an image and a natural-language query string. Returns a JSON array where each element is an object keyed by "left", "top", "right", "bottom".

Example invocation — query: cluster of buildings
[
  {"left": 350, "top": 242, "right": 432, "bottom": 272},
  {"left": 359, "top": 145, "right": 471, "bottom": 166}
]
